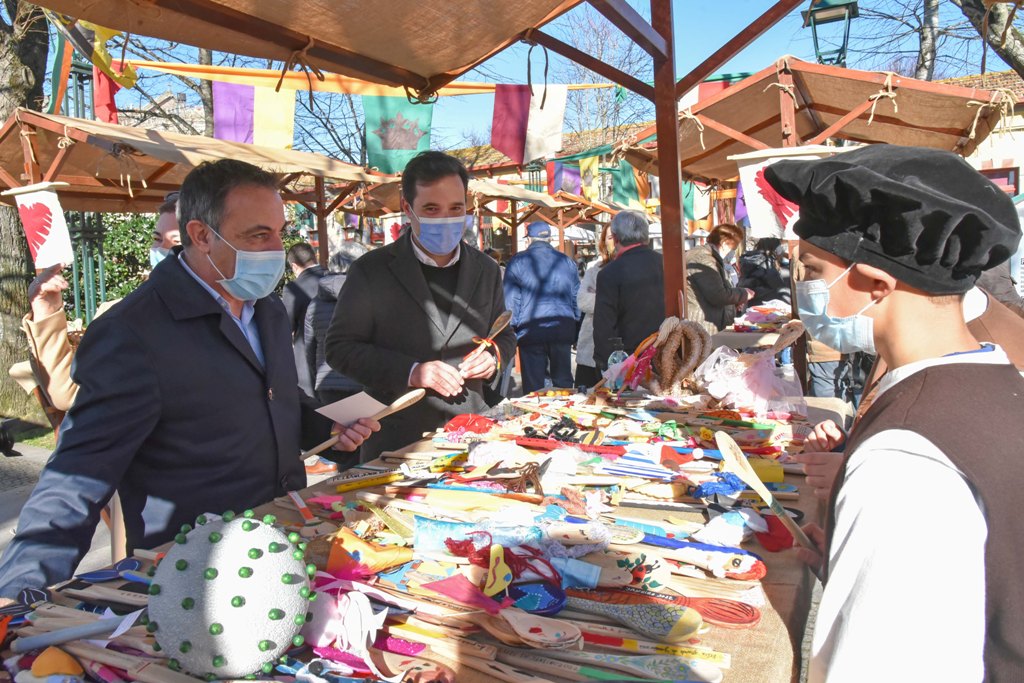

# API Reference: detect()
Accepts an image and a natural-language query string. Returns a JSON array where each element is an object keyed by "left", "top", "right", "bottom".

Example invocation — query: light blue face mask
[
  {"left": 795, "top": 263, "right": 878, "bottom": 355},
  {"left": 207, "top": 230, "right": 285, "bottom": 301},
  {"left": 149, "top": 247, "right": 170, "bottom": 268},
  {"left": 411, "top": 211, "right": 465, "bottom": 256}
]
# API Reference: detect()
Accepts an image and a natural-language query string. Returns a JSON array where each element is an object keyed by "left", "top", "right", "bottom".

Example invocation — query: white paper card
[{"left": 315, "top": 391, "right": 386, "bottom": 426}]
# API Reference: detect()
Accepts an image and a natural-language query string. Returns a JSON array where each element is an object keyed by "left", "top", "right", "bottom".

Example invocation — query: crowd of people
[{"left": 1, "top": 145, "right": 1023, "bottom": 680}]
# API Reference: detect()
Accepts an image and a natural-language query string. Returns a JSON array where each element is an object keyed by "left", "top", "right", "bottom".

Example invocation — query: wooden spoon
[
  {"left": 302, "top": 389, "right": 426, "bottom": 458},
  {"left": 714, "top": 430, "right": 814, "bottom": 550}
]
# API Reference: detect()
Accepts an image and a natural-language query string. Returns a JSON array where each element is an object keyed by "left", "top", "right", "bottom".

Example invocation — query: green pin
[
  {"left": 146, "top": 621, "right": 159, "bottom": 633},
  {"left": 239, "top": 566, "right": 254, "bottom": 578},
  {"left": 152, "top": 643, "right": 162, "bottom": 652},
  {"left": 307, "top": 591, "right": 318, "bottom": 602},
  {"left": 305, "top": 563, "right": 317, "bottom": 576},
  {"left": 204, "top": 568, "right": 218, "bottom": 580},
  {"left": 262, "top": 514, "right": 276, "bottom": 524},
  {"left": 293, "top": 614, "right": 306, "bottom": 626},
  {"left": 243, "top": 509, "right": 255, "bottom": 518},
  {"left": 222, "top": 510, "right": 236, "bottom": 521},
  {"left": 208, "top": 531, "right": 222, "bottom": 543},
  {"left": 175, "top": 559, "right": 188, "bottom": 571},
  {"left": 231, "top": 595, "right": 245, "bottom": 608},
  {"left": 248, "top": 548, "right": 263, "bottom": 559},
  {"left": 292, "top": 635, "right": 305, "bottom": 647},
  {"left": 148, "top": 583, "right": 161, "bottom": 596},
  {"left": 212, "top": 655, "right": 225, "bottom": 668},
  {"left": 287, "top": 532, "right": 301, "bottom": 543},
  {"left": 168, "top": 660, "right": 181, "bottom": 672},
  {"left": 209, "top": 623, "right": 224, "bottom": 636},
  {"left": 258, "top": 639, "right": 274, "bottom": 652},
  {"left": 261, "top": 663, "right": 274, "bottom": 675},
  {"left": 146, "top": 566, "right": 156, "bottom": 577},
  {"left": 181, "top": 597, "right": 195, "bottom": 610},
  {"left": 174, "top": 533, "right": 187, "bottom": 544},
  {"left": 180, "top": 523, "right": 191, "bottom": 534},
  {"left": 298, "top": 586, "right": 311, "bottom": 599},
  {"left": 268, "top": 542, "right": 286, "bottom": 553},
  {"left": 195, "top": 514, "right": 208, "bottom": 525},
  {"left": 268, "top": 608, "right": 285, "bottom": 620},
  {"left": 291, "top": 550, "right": 304, "bottom": 561},
  {"left": 241, "top": 520, "right": 257, "bottom": 531},
  {"left": 281, "top": 573, "right": 300, "bottom": 585},
  {"left": 297, "top": 542, "right": 308, "bottom": 551},
  {"left": 179, "top": 641, "right": 191, "bottom": 653}
]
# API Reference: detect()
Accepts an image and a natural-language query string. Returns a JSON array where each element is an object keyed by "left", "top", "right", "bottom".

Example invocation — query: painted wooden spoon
[{"left": 303, "top": 389, "right": 426, "bottom": 457}]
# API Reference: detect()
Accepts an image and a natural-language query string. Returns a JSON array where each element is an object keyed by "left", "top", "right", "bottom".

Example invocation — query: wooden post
[
  {"left": 509, "top": 199, "right": 519, "bottom": 256},
  {"left": 778, "top": 67, "right": 799, "bottom": 148},
  {"left": 314, "top": 176, "right": 329, "bottom": 268},
  {"left": 651, "top": 0, "right": 685, "bottom": 317}
]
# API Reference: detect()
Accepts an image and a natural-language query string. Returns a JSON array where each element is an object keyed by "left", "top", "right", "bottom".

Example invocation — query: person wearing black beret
[{"left": 765, "top": 144, "right": 1024, "bottom": 682}]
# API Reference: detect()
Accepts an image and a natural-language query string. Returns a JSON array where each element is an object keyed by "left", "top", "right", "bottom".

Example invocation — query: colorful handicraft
[{"left": 563, "top": 588, "right": 703, "bottom": 643}]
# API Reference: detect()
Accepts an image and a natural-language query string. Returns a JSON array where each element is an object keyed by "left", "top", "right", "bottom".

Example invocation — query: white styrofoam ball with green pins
[{"left": 147, "top": 510, "right": 316, "bottom": 678}]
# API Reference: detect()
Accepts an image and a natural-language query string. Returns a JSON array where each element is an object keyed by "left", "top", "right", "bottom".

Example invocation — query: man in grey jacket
[{"left": 325, "top": 152, "right": 515, "bottom": 460}]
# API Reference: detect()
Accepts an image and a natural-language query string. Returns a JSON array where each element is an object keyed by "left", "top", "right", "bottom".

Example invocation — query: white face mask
[{"left": 795, "top": 263, "right": 878, "bottom": 354}]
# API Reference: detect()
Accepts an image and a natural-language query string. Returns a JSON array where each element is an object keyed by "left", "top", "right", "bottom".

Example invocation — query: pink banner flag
[
  {"left": 213, "top": 81, "right": 254, "bottom": 143},
  {"left": 491, "top": 84, "right": 567, "bottom": 165}
]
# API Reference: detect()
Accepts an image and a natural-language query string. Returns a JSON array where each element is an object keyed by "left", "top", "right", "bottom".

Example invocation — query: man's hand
[
  {"left": 796, "top": 523, "right": 827, "bottom": 579},
  {"left": 28, "top": 264, "right": 68, "bottom": 320},
  {"left": 458, "top": 348, "right": 497, "bottom": 381},
  {"left": 791, "top": 451, "right": 842, "bottom": 500},
  {"left": 331, "top": 418, "right": 380, "bottom": 452},
  {"left": 410, "top": 360, "right": 465, "bottom": 397},
  {"left": 805, "top": 419, "right": 846, "bottom": 452},
  {"left": 743, "top": 287, "right": 756, "bottom": 300}
]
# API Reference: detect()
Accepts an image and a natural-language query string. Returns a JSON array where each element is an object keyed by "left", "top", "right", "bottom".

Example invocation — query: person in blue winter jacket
[{"left": 504, "top": 222, "right": 580, "bottom": 393}]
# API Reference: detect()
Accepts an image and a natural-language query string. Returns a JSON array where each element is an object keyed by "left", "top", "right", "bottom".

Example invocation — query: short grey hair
[
  {"left": 178, "top": 159, "right": 278, "bottom": 247},
  {"left": 610, "top": 210, "right": 649, "bottom": 246}
]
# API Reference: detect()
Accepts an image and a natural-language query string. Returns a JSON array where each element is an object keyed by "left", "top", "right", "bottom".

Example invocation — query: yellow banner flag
[{"left": 580, "top": 156, "right": 600, "bottom": 201}]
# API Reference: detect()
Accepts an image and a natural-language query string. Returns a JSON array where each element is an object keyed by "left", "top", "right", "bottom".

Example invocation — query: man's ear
[
  {"left": 852, "top": 262, "right": 897, "bottom": 301},
  {"left": 399, "top": 197, "right": 411, "bottom": 217},
  {"left": 186, "top": 220, "right": 213, "bottom": 253}
]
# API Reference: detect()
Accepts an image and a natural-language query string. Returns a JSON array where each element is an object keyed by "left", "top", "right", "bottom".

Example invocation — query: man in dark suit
[
  {"left": 0, "top": 160, "right": 376, "bottom": 599},
  {"left": 593, "top": 210, "right": 665, "bottom": 369},
  {"left": 284, "top": 242, "right": 325, "bottom": 396},
  {"left": 326, "top": 152, "right": 515, "bottom": 461}
]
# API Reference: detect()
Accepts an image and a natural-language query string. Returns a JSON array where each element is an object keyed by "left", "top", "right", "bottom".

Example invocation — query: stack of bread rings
[{"left": 647, "top": 317, "right": 712, "bottom": 396}]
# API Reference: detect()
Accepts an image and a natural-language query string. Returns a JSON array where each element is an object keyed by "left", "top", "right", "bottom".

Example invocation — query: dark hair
[
  {"left": 401, "top": 151, "right": 469, "bottom": 205},
  {"left": 157, "top": 197, "right": 178, "bottom": 216},
  {"left": 178, "top": 160, "right": 278, "bottom": 247},
  {"left": 707, "top": 223, "right": 744, "bottom": 247},
  {"left": 286, "top": 242, "right": 317, "bottom": 267}
]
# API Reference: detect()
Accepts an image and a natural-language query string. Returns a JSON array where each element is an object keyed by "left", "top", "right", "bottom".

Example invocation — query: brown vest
[
  {"left": 827, "top": 362, "right": 1024, "bottom": 681},
  {"left": 856, "top": 292, "right": 1024, "bottom": 421}
]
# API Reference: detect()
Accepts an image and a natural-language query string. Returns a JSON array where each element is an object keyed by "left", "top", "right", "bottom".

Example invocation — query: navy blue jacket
[
  {"left": 0, "top": 253, "right": 309, "bottom": 598},
  {"left": 304, "top": 273, "right": 362, "bottom": 396},
  {"left": 503, "top": 241, "right": 581, "bottom": 345},
  {"left": 593, "top": 244, "right": 665, "bottom": 369}
]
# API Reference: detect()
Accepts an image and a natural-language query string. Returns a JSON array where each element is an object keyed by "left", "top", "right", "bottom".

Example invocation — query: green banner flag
[
  {"left": 611, "top": 160, "right": 645, "bottom": 209},
  {"left": 362, "top": 96, "right": 433, "bottom": 174},
  {"left": 682, "top": 181, "right": 695, "bottom": 222}
]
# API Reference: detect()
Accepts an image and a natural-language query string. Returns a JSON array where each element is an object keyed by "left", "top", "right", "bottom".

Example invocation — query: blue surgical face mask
[
  {"left": 207, "top": 230, "right": 285, "bottom": 301},
  {"left": 411, "top": 211, "right": 465, "bottom": 256},
  {"left": 795, "top": 263, "right": 878, "bottom": 354},
  {"left": 150, "top": 246, "right": 170, "bottom": 268}
]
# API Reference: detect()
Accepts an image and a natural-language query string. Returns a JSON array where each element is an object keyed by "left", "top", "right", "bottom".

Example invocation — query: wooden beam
[
  {"left": 778, "top": 69, "right": 799, "bottom": 147},
  {"left": 277, "top": 172, "right": 302, "bottom": 189},
  {"left": 326, "top": 182, "right": 359, "bottom": 214},
  {"left": 529, "top": 30, "right": 656, "bottom": 101},
  {"left": 674, "top": 0, "right": 803, "bottom": 98},
  {"left": 789, "top": 69, "right": 827, "bottom": 135},
  {"left": 805, "top": 99, "right": 875, "bottom": 145},
  {"left": 679, "top": 112, "right": 784, "bottom": 170},
  {"left": 652, "top": 0, "right": 684, "bottom": 317},
  {"left": 314, "top": 176, "right": 329, "bottom": 268},
  {"left": 588, "top": 0, "right": 668, "bottom": 58},
  {"left": 18, "top": 122, "right": 40, "bottom": 184},
  {"left": 145, "top": 161, "right": 176, "bottom": 186},
  {"left": 0, "top": 166, "right": 22, "bottom": 190},
  {"left": 695, "top": 114, "right": 771, "bottom": 151},
  {"left": 59, "top": 175, "right": 179, "bottom": 192},
  {"left": 805, "top": 102, "right": 967, "bottom": 137},
  {"left": 42, "top": 144, "right": 74, "bottom": 183}
]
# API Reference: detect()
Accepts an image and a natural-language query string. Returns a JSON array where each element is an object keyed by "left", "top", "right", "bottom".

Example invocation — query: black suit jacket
[
  {"left": 593, "top": 244, "right": 665, "bottom": 369},
  {"left": 284, "top": 264, "right": 325, "bottom": 395},
  {"left": 325, "top": 234, "right": 515, "bottom": 459},
  {"left": 0, "top": 253, "right": 308, "bottom": 598}
]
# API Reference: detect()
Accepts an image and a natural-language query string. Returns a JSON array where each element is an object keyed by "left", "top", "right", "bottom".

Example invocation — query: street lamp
[{"left": 802, "top": 0, "right": 859, "bottom": 67}]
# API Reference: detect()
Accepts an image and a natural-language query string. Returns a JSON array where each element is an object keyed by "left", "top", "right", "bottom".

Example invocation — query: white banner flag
[{"left": 15, "top": 188, "right": 74, "bottom": 269}]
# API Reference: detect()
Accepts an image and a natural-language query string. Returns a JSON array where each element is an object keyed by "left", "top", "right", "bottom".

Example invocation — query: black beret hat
[{"left": 764, "top": 144, "right": 1022, "bottom": 294}]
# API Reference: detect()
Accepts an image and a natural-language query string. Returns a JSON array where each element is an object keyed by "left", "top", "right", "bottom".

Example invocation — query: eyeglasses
[{"left": 164, "top": 191, "right": 180, "bottom": 203}]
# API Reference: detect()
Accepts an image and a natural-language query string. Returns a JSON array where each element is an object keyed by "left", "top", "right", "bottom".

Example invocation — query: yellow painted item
[{"left": 32, "top": 647, "right": 84, "bottom": 677}]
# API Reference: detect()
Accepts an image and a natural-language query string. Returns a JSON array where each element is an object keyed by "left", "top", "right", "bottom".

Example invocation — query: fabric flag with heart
[
  {"left": 491, "top": 84, "right": 568, "bottom": 165},
  {"left": 15, "top": 189, "right": 74, "bottom": 269}
]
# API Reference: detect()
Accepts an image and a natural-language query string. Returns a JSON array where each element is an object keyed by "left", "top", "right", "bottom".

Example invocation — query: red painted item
[{"left": 514, "top": 436, "right": 626, "bottom": 457}]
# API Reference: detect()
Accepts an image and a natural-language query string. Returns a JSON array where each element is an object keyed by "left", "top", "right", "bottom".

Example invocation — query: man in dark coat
[
  {"left": 593, "top": 210, "right": 665, "bottom": 369},
  {"left": 284, "top": 242, "right": 325, "bottom": 396},
  {"left": 0, "top": 160, "right": 376, "bottom": 599},
  {"left": 325, "top": 152, "right": 515, "bottom": 461},
  {"left": 503, "top": 222, "right": 580, "bottom": 392}
]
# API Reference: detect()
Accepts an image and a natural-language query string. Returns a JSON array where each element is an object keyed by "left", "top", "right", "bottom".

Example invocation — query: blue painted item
[{"left": 507, "top": 581, "right": 567, "bottom": 615}]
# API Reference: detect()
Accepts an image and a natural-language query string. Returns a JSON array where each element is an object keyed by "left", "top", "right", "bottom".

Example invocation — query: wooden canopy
[
  {"left": 618, "top": 57, "right": 1013, "bottom": 183},
  {"left": 0, "top": 109, "right": 385, "bottom": 212}
]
